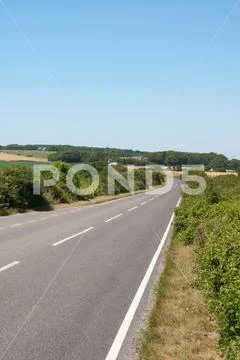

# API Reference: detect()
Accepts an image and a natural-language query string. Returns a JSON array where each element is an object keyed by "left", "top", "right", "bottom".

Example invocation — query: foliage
[
  {"left": 175, "top": 175, "right": 240, "bottom": 358},
  {"left": 0, "top": 162, "right": 164, "bottom": 215},
  {"left": 1, "top": 144, "right": 240, "bottom": 170}
]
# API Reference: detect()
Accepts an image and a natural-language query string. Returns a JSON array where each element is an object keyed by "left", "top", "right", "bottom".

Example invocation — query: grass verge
[{"left": 138, "top": 236, "right": 221, "bottom": 360}]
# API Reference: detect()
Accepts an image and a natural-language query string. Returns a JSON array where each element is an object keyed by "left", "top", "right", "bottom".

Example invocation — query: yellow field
[{"left": 0, "top": 152, "right": 48, "bottom": 162}]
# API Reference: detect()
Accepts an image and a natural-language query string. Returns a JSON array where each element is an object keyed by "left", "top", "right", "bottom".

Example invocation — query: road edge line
[{"left": 104, "top": 196, "right": 181, "bottom": 360}]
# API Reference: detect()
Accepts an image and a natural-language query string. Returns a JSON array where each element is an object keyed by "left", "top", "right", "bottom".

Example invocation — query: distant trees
[
  {"left": 1, "top": 144, "right": 239, "bottom": 171},
  {"left": 48, "top": 149, "right": 82, "bottom": 163}
]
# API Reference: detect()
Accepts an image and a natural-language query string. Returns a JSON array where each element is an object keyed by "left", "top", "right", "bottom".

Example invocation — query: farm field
[
  {"left": 0, "top": 160, "right": 47, "bottom": 169},
  {"left": 0, "top": 150, "right": 52, "bottom": 162}
]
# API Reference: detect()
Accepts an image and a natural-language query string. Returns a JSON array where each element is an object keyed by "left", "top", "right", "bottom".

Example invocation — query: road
[{"left": 0, "top": 181, "right": 181, "bottom": 360}]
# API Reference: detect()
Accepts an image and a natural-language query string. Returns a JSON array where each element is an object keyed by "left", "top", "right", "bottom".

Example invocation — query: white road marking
[
  {"left": 176, "top": 196, "right": 182, "bottom": 208},
  {"left": 0, "top": 261, "right": 20, "bottom": 273},
  {"left": 104, "top": 197, "right": 181, "bottom": 360},
  {"left": 0, "top": 227, "right": 6, "bottom": 231},
  {"left": 52, "top": 227, "right": 94, "bottom": 247},
  {"left": 140, "top": 201, "right": 147, "bottom": 206},
  {"left": 127, "top": 206, "right": 138, "bottom": 212},
  {"left": 25, "top": 219, "right": 36, "bottom": 224},
  {"left": 149, "top": 198, "right": 154, "bottom": 201},
  {"left": 10, "top": 223, "right": 22, "bottom": 228},
  {"left": 105, "top": 213, "right": 123, "bottom": 223}
]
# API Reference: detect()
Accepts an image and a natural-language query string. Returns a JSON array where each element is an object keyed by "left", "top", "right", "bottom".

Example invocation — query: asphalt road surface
[{"left": 0, "top": 181, "right": 182, "bottom": 360}]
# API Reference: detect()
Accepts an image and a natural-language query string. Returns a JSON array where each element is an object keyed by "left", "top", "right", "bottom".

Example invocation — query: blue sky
[{"left": 0, "top": 0, "right": 239, "bottom": 158}]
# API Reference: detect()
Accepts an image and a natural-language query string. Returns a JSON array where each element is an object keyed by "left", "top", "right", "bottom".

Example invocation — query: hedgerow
[
  {"left": 0, "top": 163, "right": 164, "bottom": 215},
  {"left": 175, "top": 175, "right": 240, "bottom": 358}
]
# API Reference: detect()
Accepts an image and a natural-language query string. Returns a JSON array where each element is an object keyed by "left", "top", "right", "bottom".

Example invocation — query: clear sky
[{"left": 0, "top": 0, "right": 239, "bottom": 158}]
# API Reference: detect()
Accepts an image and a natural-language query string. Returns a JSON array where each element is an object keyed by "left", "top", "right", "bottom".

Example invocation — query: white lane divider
[
  {"left": 10, "top": 223, "right": 21, "bottom": 228},
  {"left": 0, "top": 261, "right": 20, "bottom": 274},
  {"left": 140, "top": 201, "right": 147, "bottom": 206},
  {"left": 104, "top": 196, "right": 181, "bottom": 360},
  {"left": 149, "top": 198, "right": 154, "bottom": 202},
  {"left": 105, "top": 214, "right": 123, "bottom": 223},
  {"left": 25, "top": 219, "right": 36, "bottom": 224},
  {"left": 127, "top": 206, "right": 138, "bottom": 212},
  {"left": 52, "top": 227, "right": 94, "bottom": 247}
]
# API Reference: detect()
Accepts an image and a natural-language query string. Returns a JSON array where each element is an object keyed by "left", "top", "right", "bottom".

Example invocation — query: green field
[{"left": 0, "top": 161, "right": 46, "bottom": 169}]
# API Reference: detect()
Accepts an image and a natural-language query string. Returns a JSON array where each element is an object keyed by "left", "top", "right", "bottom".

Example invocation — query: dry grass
[
  {"left": 139, "top": 240, "right": 221, "bottom": 360},
  {"left": 0, "top": 152, "right": 48, "bottom": 162},
  {"left": 172, "top": 170, "right": 238, "bottom": 178}
]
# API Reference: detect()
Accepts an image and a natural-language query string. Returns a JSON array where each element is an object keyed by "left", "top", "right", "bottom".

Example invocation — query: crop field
[
  {"left": 0, "top": 149, "right": 54, "bottom": 159},
  {"left": 0, "top": 150, "right": 53, "bottom": 162},
  {"left": 0, "top": 160, "right": 47, "bottom": 169}
]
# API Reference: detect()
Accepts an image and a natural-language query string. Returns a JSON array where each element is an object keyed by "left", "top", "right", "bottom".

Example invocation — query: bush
[{"left": 174, "top": 175, "right": 240, "bottom": 358}]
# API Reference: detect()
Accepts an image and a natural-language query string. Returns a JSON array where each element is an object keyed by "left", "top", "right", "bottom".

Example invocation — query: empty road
[{"left": 0, "top": 181, "right": 181, "bottom": 360}]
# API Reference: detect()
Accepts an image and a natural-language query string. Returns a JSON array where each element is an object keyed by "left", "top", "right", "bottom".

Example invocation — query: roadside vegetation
[
  {"left": 139, "top": 175, "right": 240, "bottom": 359},
  {"left": 0, "top": 162, "right": 164, "bottom": 215}
]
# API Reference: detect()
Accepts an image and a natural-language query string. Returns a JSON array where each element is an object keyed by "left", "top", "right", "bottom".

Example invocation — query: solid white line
[
  {"left": 52, "top": 227, "right": 94, "bottom": 247},
  {"left": 127, "top": 206, "right": 138, "bottom": 212},
  {"left": 104, "top": 197, "right": 181, "bottom": 360},
  {"left": 176, "top": 196, "right": 182, "bottom": 208},
  {"left": 0, "top": 261, "right": 20, "bottom": 273},
  {"left": 140, "top": 201, "right": 147, "bottom": 206},
  {"left": 105, "top": 214, "right": 123, "bottom": 223}
]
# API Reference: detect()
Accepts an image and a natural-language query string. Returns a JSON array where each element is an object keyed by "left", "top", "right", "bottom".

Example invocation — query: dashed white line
[
  {"left": 149, "top": 198, "right": 154, "bottom": 202},
  {"left": 104, "top": 197, "right": 181, "bottom": 360},
  {"left": 0, "top": 261, "right": 20, "bottom": 273},
  {"left": 105, "top": 213, "right": 123, "bottom": 223},
  {"left": 0, "top": 227, "right": 6, "bottom": 231},
  {"left": 10, "top": 223, "right": 22, "bottom": 228},
  {"left": 127, "top": 206, "right": 138, "bottom": 212},
  {"left": 140, "top": 201, "right": 147, "bottom": 206},
  {"left": 52, "top": 227, "right": 94, "bottom": 247},
  {"left": 25, "top": 219, "right": 37, "bottom": 224}
]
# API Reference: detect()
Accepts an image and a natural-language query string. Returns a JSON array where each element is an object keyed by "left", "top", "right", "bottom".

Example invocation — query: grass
[
  {"left": 138, "top": 237, "right": 221, "bottom": 360},
  {"left": 0, "top": 161, "right": 47, "bottom": 169}
]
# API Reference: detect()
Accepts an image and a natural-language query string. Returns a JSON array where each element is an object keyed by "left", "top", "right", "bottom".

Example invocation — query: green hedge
[
  {"left": 175, "top": 175, "right": 240, "bottom": 358},
  {"left": 0, "top": 163, "right": 164, "bottom": 215}
]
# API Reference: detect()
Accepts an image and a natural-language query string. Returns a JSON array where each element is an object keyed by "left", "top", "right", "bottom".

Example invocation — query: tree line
[{"left": 1, "top": 144, "right": 240, "bottom": 170}]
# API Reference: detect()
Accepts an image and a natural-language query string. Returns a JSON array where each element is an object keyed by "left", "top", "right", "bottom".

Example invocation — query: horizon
[{"left": 1, "top": 143, "right": 239, "bottom": 161}]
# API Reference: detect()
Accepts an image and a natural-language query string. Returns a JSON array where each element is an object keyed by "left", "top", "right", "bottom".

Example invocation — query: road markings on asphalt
[
  {"left": 0, "top": 227, "right": 5, "bottom": 231},
  {"left": 25, "top": 219, "right": 36, "bottom": 224},
  {"left": 127, "top": 206, "right": 138, "bottom": 212},
  {"left": 149, "top": 198, "right": 154, "bottom": 201},
  {"left": 176, "top": 196, "right": 182, "bottom": 208},
  {"left": 104, "top": 196, "right": 181, "bottom": 360},
  {"left": 0, "top": 261, "right": 20, "bottom": 274},
  {"left": 140, "top": 201, "right": 147, "bottom": 206},
  {"left": 105, "top": 213, "right": 123, "bottom": 223},
  {"left": 10, "top": 223, "right": 22, "bottom": 228},
  {"left": 52, "top": 227, "right": 94, "bottom": 247}
]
